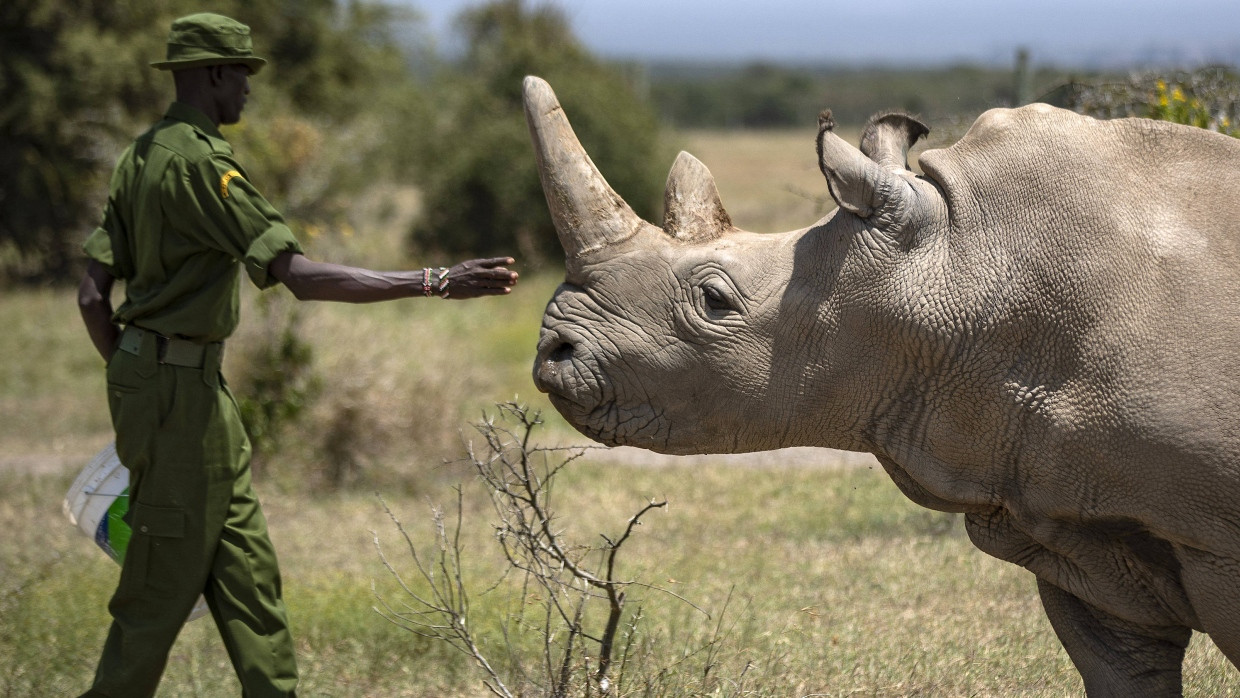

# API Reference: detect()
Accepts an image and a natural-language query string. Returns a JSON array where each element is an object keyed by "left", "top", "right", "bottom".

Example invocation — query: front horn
[{"left": 523, "top": 76, "right": 647, "bottom": 258}]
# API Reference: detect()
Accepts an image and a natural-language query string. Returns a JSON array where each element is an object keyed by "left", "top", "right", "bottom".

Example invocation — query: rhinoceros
[{"left": 522, "top": 75, "right": 1240, "bottom": 695}]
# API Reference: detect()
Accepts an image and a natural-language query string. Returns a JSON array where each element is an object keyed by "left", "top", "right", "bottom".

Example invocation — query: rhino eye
[{"left": 702, "top": 281, "right": 739, "bottom": 314}]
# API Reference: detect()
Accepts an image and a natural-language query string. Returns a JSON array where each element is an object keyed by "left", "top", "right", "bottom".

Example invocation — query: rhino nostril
[{"left": 549, "top": 342, "right": 574, "bottom": 363}]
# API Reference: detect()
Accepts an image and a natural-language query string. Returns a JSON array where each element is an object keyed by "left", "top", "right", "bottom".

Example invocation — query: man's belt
[{"left": 117, "top": 325, "right": 222, "bottom": 369}]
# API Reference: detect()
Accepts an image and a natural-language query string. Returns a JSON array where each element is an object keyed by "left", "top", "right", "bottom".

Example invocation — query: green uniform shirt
[{"left": 84, "top": 101, "right": 303, "bottom": 343}]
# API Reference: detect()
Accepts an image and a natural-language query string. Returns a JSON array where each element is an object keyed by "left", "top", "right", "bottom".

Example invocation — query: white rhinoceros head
[{"left": 524, "top": 76, "right": 938, "bottom": 455}]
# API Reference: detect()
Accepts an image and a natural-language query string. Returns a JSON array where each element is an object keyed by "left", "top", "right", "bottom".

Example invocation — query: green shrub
[
  {"left": 1065, "top": 65, "right": 1240, "bottom": 137},
  {"left": 234, "top": 292, "right": 321, "bottom": 467},
  {"left": 1148, "top": 78, "right": 1239, "bottom": 136}
]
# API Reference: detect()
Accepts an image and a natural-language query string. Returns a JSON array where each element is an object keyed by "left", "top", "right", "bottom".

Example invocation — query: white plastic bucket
[{"left": 64, "top": 442, "right": 210, "bottom": 622}]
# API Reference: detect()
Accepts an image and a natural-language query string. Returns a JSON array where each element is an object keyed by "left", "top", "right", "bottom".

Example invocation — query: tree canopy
[{"left": 0, "top": 0, "right": 425, "bottom": 285}]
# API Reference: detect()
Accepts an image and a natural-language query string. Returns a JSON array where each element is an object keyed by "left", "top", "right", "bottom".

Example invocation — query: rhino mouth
[
  {"left": 533, "top": 329, "right": 669, "bottom": 448},
  {"left": 546, "top": 395, "right": 667, "bottom": 448}
]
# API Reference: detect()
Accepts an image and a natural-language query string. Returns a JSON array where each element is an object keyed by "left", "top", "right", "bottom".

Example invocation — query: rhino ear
[
  {"left": 817, "top": 109, "right": 919, "bottom": 221},
  {"left": 859, "top": 112, "right": 929, "bottom": 171},
  {"left": 663, "top": 151, "right": 734, "bottom": 242}
]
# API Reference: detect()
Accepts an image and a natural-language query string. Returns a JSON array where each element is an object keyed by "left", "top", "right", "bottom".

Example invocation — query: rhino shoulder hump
[
  {"left": 963, "top": 103, "right": 1085, "bottom": 145},
  {"left": 919, "top": 104, "right": 1090, "bottom": 190}
]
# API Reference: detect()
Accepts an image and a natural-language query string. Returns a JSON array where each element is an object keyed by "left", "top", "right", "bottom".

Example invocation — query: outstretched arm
[
  {"left": 268, "top": 252, "right": 518, "bottom": 303},
  {"left": 78, "top": 259, "right": 119, "bottom": 362}
]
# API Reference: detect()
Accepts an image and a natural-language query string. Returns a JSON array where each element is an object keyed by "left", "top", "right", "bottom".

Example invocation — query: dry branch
[{"left": 374, "top": 402, "right": 683, "bottom": 695}]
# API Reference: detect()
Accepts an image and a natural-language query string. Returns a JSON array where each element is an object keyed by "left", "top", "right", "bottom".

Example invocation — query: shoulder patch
[{"left": 220, "top": 170, "right": 243, "bottom": 198}]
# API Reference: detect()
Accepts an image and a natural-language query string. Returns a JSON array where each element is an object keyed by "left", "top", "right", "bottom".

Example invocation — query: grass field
[{"left": 3, "top": 130, "right": 1237, "bottom": 696}]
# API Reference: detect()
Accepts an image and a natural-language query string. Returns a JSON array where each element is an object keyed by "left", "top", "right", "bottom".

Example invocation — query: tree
[
  {"left": 0, "top": 0, "right": 427, "bottom": 285},
  {"left": 409, "top": 0, "right": 669, "bottom": 264},
  {"left": 0, "top": 0, "right": 168, "bottom": 283}
]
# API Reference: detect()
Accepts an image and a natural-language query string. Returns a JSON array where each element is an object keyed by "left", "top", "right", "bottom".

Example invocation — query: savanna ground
[{"left": 2, "top": 129, "right": 1236, "bottom": 696}]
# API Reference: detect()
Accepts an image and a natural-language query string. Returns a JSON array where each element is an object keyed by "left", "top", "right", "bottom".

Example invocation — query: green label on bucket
[{"left": 94, "top": 487, "right": 132, "bottom": 563}]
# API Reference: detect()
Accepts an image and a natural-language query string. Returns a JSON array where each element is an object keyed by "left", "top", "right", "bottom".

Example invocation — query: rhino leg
[
  {"left": 1176, "top": 547, "right": 1240, "bottom": 666},
  {"left": 1037, "top": 579, "right": 1189, "bottom": 697}
]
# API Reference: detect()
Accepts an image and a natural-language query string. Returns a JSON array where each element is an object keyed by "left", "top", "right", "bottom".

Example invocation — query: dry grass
[
  {"left": 674, "top": 128, "right": 833, "bottom": 234},
  {"left": 6, "top": 453, "right": 1234, "bottom": 696},
  {"left": 671, "top": 126, "right": 933, "bottom": 235}
]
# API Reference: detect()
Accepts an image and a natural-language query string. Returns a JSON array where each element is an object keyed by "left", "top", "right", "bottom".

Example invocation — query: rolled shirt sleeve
[
  {"left": 83, "top": 164, "right": 134, "bottom": 281},
  {"left": 83, "top": 225, "right": 116, "bottom": 271}
]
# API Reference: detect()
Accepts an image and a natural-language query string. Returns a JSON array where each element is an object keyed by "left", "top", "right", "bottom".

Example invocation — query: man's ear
[{"left": 208, "top": 64, "right": 226, "bottom": 86}]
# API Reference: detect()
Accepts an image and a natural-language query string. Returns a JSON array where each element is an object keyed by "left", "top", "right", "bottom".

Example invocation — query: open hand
[{"left": 445, "top": 257, "right": 519, "bottom": 299}]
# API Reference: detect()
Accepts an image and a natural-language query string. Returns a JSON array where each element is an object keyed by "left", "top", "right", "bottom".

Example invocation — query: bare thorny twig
[
  {"left": 373, "top": 489, "right": 514, "bottom": 697},
  {"left": 373, "top": 402, "right": 689, "bottom": 696}
]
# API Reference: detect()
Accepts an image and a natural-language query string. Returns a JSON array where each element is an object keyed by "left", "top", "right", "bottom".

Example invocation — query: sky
[{"left": 408, "top": 0, "right": 1240, "bottom": 68}]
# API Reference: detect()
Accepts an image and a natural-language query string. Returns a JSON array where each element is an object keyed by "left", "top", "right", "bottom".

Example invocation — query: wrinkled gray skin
[{"left": 523, "top": 75, "right": 1240, "bottom": 696}]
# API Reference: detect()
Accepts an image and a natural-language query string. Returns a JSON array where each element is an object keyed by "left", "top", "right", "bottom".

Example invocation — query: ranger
[{"left": 76, "top": 13, "right": 518, "bottom": 697}]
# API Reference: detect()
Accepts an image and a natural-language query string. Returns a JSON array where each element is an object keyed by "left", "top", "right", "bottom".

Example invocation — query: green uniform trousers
[{"left": 82, "top": 329, "right": 298, "bottom": 697}]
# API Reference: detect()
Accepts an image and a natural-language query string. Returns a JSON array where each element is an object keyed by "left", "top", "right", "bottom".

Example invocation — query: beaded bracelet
[
  {"left": 436, "top": 267, "right": 450, "bottom": 298},
  {"left": 422, "top": 267, "right": 450, "bottom": 298}
]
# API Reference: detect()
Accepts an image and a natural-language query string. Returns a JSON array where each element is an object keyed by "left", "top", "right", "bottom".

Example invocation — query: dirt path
[
  {"left": 555, "top": 444, "right": 879, "bottom": 470},
  {"left": 0, "top": 452, "right": 90, "bottom": 476},
  {"left": 2, "top": 444, "right": 879, "bottom": 477}
]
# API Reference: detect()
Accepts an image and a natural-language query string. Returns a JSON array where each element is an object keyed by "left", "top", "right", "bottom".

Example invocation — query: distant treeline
[{"left": 641, "top": 60, "right": 1098, "bottom": 128}]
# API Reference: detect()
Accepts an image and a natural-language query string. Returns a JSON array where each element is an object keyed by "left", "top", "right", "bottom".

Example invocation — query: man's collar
[{"left": 165, "top": 102, "right": 225, "bottom": 140}]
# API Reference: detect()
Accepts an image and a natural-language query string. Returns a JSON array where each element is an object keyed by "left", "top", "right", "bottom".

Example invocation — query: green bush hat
[{"left": 150, "top": 13, "right": 267, "bottom": 74}]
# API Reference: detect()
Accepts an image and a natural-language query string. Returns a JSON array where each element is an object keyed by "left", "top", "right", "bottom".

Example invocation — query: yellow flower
[{"left": 1171, "top": 86, "right": 1186, "bottom": 103}]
